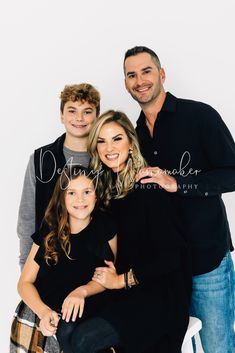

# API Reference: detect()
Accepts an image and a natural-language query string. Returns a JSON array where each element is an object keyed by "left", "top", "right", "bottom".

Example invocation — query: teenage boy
[{"left": 17, "top": 83, "right": 100, "bottom": 269}]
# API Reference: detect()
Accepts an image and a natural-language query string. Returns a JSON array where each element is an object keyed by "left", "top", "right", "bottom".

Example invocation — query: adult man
[
  {"left": 17, "top": 83, "right": 100, "bottom": 269},
  {"left": 124, "top": 46, "right": 235, "bottom": 353}
]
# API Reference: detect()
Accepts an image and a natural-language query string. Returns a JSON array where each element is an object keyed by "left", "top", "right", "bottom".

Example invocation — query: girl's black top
[{"left": 32, "top": 211, "right": 116, "bottom": 314}]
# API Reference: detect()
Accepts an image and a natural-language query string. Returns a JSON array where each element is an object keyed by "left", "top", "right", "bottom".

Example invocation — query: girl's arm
[
  {"left": 61, "top": 277, "right": 106, "bottom": 322},
  {"left": 108, "top": 234, "right": 117, "bottom": 262},
  {"left": 18, "top": 243, "right": 48, "bottom": 318},
  {"left": 17, "top": 243, "right": 59, "bottom": 335},
  {"left": 92, "top": 233, "right": 132, "bottom": 290},
  {"left": 62, "top": 234, "right": 118, "bottom": 322}
]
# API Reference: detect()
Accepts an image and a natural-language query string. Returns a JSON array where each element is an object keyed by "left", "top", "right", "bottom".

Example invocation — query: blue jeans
[{"left": 190, "top": 251, "right": 235, "bottom": 353}]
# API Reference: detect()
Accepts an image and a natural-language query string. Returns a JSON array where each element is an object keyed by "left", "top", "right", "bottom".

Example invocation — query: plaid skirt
[{"left": 10, "top": 301, "right": 61, "bottom": 353}]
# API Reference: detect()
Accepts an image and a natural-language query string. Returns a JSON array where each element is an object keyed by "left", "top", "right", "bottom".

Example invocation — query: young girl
[{"left": 10, "top": 165, "right": 117, "bottom": 353}]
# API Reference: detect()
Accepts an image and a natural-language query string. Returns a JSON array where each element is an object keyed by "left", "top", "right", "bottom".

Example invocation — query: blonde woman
[{"left": 67, "top": 110, "right": 191, "bottom": 353}]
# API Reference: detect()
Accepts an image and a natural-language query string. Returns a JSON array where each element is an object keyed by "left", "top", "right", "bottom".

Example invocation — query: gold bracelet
[{"left": 127, "top": 268, "right": 139, "bottom": 287}]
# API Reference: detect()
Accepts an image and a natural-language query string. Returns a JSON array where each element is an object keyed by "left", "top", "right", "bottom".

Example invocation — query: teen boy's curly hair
[{"left": 60, "top": 83, "right": 100, "bottom": 116}]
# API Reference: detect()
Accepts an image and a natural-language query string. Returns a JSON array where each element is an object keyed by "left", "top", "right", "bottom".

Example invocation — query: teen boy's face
[
  {"left": 61, "top": 100, "right": 97, "bottom": 138},
  {"left": 124, "top": 52, "right": 165, "bottom": 106}
]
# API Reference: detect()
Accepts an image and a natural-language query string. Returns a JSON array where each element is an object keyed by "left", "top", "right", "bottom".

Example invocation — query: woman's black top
[
  {"left": 100, "top": 183, "right": 191, "bottom": 353},
  {"left": 31, "top": 211, "right": 116, "bottom": 314}
]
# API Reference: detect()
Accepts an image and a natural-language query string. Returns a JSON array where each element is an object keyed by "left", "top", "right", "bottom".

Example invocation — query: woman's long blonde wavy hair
[
  {"left": 43, "top": 166, "right": 97, "bottom": 265},
  {"left": 88, "top": 110, "right": 147, "bottom": 206}
]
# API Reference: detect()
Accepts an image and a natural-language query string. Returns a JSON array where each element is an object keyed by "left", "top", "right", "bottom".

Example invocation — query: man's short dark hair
[{"left": 124, "top": 46, "right": 161, "bottom": 72}]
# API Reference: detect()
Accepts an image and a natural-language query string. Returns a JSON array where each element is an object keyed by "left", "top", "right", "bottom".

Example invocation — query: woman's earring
[
  {"left": 128, "top": 148, "right": 133, "bottom": 156},
  {"left": 98, "top": 161, "right": 103, "bottom": 170}
]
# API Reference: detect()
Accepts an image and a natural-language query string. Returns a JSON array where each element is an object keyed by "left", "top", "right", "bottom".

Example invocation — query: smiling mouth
[
  {"left": 73, "top": 205, "right": 87, "bottom": 210},
  {"left": 105, "top": 153, "right": 119, "bottom": 161},
  {"left": 135, "top": 85, "right": 151, "bottom": 93},
  {"left": 72, "top": 123, "right": 88, "bottom": 128}
]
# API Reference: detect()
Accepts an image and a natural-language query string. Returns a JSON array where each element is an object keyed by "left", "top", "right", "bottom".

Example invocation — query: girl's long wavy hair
[
  {"left": 88, "top": 110, "right": 147, "bottom": 206},
  {"left": 43, "top": 165, "right": 97, "bottom": 265}
]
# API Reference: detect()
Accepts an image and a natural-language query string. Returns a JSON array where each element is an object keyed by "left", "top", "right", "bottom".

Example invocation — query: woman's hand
[
  {"left": 39, "top": 308, "right": 60, "bottom": 336},
  {"left": 92, "top": 260, "right": 124, "bottom": 289},
  {"left": 61, "top": 287, "right": 87, "bottom": 322},
  {"left": 135, "top": 166, "right": 177, "bottom": 192}
]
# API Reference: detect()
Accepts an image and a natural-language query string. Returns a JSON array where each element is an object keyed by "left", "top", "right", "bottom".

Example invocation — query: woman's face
[{"left": 97, "top": 121, "right": 132, "bottom": 172}]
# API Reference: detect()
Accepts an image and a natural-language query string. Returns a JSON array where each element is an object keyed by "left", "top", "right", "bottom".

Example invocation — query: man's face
[
  {"left": 124, "top": 52, "right": 165, "bottom": 106},
  {"left": 61, "top": 100, "right": 97, "bottom": 139}
]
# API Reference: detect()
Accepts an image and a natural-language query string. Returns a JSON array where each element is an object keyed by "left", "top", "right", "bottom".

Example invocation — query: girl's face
[
  {"left": 65, "top": 175, "right": 96, "bottom": 226},
  {"left": 97, "top": 121, "right": 132, "bottom": 172}
]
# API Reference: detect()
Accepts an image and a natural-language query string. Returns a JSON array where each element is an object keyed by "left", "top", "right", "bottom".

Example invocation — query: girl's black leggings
[{"left": 56, "top": 316, "right": 121, "bottom": 353}]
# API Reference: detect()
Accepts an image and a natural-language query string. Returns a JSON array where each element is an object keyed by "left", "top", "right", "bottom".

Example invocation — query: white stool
[{"left": 181, "top": 316, "right": 202, "bottom": 353}]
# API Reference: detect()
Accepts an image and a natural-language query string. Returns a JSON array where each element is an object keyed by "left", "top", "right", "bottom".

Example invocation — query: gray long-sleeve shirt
[
  {"left": 17, "top": 147, "right": 90, "bottom": 269},
  {"left": 17, "top": 154, "right": 36, "bottom": 269}
]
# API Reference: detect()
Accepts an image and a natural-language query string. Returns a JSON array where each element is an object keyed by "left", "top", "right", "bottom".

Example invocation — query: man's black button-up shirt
[{"left": 136, "top": 92, "right": 235, "bottom": 275}]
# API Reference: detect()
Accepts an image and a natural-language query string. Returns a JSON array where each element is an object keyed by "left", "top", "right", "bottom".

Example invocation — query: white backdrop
[{"left": 1, "top": 1, "right": 235, "bottom": 352}]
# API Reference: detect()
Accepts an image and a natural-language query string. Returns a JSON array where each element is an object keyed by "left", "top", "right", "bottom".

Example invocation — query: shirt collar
[{"left": 137, "top": 92, "right": 178, "bottom": 128}]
